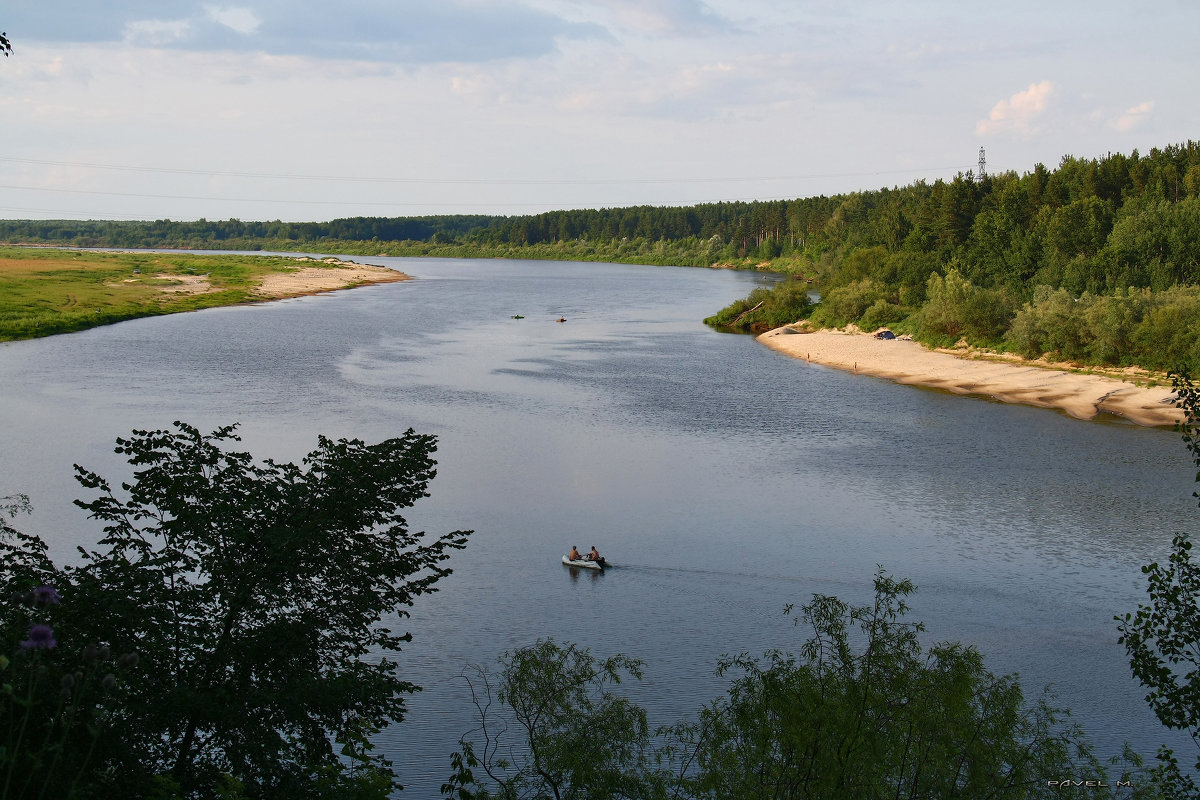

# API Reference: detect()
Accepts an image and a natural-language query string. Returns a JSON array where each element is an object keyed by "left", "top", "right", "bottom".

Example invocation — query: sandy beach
[
  {"left": 141, "top": 258, "right": 408, "bottom": 301},
  {"left": 758, "top": 326, "right": 1185, "bottom": 427},
  {"left": 250, "top": 258, "right": 409, "bottom": 299}
]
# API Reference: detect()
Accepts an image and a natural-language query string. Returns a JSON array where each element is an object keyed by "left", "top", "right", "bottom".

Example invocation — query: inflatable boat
[{"left": 562, "top": 555, "right": 606, "bottom": 570}]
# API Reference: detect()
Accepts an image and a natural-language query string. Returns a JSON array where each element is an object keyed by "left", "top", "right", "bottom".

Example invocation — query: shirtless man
[
  {"left": 587, "top": 546, "right": 602, "bottom": 562},
  {"left": 568, "top": 545, "right": 582, "bottom": 561}
]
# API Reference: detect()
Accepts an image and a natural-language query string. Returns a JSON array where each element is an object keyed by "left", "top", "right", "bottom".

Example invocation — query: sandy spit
[
  {"left": 251, "top": 260, "right": 409, "bottom": 299},
  {"left": 758, "top": 326, "right": 1184, "bottom": 428}
]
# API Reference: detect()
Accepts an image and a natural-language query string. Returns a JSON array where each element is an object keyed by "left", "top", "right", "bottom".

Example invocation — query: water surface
[{"left": 0, "top": 256, "right": 1194, "bottom": 793}]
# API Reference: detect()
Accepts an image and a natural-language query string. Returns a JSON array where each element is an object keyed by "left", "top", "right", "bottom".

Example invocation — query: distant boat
[
  {"left": 512, "top": 314, "right": 525, "bottom": 319},
  {"left": 556, "top": 317, "right": 567, "bottom": 323}
]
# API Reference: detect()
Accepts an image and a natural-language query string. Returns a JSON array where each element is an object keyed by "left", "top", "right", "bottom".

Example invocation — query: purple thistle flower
[
  {"left": 32, "top": 586, "right": 61, "bottom": 606},
  {"left": 20, "top": 624, "right": 57, "bottom": 650}
]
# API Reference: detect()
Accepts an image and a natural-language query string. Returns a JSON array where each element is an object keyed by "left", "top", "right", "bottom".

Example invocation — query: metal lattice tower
[{"left": 977, "top": 146, "right": 987, "bottom": 182}]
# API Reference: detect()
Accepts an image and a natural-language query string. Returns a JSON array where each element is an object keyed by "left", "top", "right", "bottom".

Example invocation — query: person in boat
[
  {"left": 587, "top": 546, "right": 602, "bottom": 562},
  {"left": 568, "top": 545, "right": 582, "bottom": 561}
]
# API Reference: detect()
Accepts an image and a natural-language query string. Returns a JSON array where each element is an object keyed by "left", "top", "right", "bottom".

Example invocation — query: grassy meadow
[{"left": 0, "top": 247, "right": 338, "bottom": 342}]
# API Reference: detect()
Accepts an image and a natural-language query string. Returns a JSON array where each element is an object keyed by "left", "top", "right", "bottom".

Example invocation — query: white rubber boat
[{"left": 562, "top": 555, "right": 606, "bottom": 570}]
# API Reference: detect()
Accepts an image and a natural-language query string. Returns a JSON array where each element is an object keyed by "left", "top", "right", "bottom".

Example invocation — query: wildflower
[
  {"left": 117, "top": 652, "right": 139, "bottom": 669},
  {"left": 19, "top": 624, "right": 57, "bottom": 650},
  {"left": 100, "top": 673, "right": 116, "bottom": 690},
  {"left": 32, "top": 585, "right": 61, "bottom": 606}
]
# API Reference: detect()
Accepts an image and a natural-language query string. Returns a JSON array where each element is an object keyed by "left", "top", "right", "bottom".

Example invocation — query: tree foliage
[
  {"left": 2, "top": 422, "right": 471, "bottom": 798},
  {"left": 703, "top": 280, "right": 814, "bottom": 333},
  {"left": 443, "top": 639, "right": 670, "bottom": 800},
  {"left": 448, "top": 573, "right": 1114, "bottom": 800},
  {"left": 912, "top": 268, "right": 1014, "bottom": 345},
  {"left": 1117, "top": 372, "right": 1200, "bottom": 798},
  {"left": 678, "top": 571, "right": 1104, "bottom": 800}
]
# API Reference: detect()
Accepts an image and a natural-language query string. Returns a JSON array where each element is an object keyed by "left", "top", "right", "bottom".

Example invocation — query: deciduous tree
[
  {"left": 1118, "top": 372, "right": 1200, "bottom": 798},
  {"left": 679, "top": 571, "right": 1103, "bottom": 800},
  {"left": 65, "top": 422, "right": 471, "bottom": 798},
  {"left": 443, "top": 639, "right": 669, "bottom": 800}
]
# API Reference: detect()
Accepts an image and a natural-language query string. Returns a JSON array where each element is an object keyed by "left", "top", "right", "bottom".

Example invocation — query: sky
[{"left": 1, "top": 1, "right": 1197, "bottom": 223}]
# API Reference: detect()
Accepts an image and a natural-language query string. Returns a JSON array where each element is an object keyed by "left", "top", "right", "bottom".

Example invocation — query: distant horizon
[{"left": 2, "top": 137, "right": 1192, "bottom": 227}]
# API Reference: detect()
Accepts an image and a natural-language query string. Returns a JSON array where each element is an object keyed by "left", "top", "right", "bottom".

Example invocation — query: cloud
[
  {"left": 4, "top": 1, "right": 606, "bottom": 64},
  {"left": 975, "top": 80, "right": 1054, "bottom": 136},
  {"left": 204, "top": 6, "right": 262, "bottom": 36},
  {"left": 1112, "top": 100, "right": 1154, "bottom": 132},
  {"left": 591, "top": 0, "right": 730, "bottom": 36}
]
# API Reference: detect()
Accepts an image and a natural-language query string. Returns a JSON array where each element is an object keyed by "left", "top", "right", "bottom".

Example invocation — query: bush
[
  {"left": 704, "top": 280, "right": 814, "bottom": 334},
  {"left": 913, "top": 268, "right": 1015, "bottom": 346},
  {"left": 808, "top": 279, "right": 887, "bottom": 328},
  {"left": 858, "top": 298, "right": 907, "bottom": 331}
]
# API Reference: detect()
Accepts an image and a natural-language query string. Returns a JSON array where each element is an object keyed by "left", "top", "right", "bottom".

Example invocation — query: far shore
[{"left": 758, "top": 326, "right": 1184, "bottom": 428}]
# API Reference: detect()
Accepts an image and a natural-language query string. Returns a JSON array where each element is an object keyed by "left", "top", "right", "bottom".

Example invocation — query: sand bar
[
  {"left": 250, "top": 259, "right": 408, "bottom": 299},
  {"left": 758, "top": 326, "right": 1184, "bottom": 427}
]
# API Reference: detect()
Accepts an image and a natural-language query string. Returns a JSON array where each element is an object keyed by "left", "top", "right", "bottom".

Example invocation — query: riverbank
[
  {"left": 0, "top": 248, "right": 408, "bottom": 342},
  {"left": 250, "top": 258, "right": 408, "bottom": 298},
  {"left": 759, "top": 326, "right": 1184, "bottom": 427}
]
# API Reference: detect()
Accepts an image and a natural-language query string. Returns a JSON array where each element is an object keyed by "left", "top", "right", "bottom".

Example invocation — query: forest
[{"left": 2, "top": 141, "right": 1199, "bottom": 370}]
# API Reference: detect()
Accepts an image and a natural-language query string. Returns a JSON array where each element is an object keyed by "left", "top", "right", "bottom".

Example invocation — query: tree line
[
  {"left": 2, "top": 141, "right": 1198, "bottom": 281},
  {"left": 3, "top": 140, "right": 1200, "bottom": 366},
  {"left": 703, "top": 142, "right": 1200, "bottom": 372}
]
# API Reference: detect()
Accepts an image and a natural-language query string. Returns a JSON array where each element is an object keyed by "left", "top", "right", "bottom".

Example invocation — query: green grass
[{"left": 0, "top": 247, "right": 332, "bottom": 342}]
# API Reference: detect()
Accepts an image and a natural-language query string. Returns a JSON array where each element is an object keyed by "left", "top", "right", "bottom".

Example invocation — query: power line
[
  {"left": 0, "top": 190, "right": 849, "bottom": 221},
  {"left": 0, "top": 158, "right": 977, "bottom": 220},
  {"left": 0, "top": 156, "right": 974, "bottom": 187},
  {"left": 0, "top": 183, "right": 456, "bottom": 207},
  {"left": 0, "top": 205, "right": 157, "bottom": 220}
]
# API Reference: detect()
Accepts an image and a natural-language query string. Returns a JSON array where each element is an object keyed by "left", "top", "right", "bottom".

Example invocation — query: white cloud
[
  {"left": 592, "top": 0, "right": 728, "bottom": 36},
  {"left": 1112, "top": 100, "right": 1154, "bottom": 132},
  {"left": 205, "top": 6, "right": 263, "bottom": 36},
  {"left": 975, "top": 80, "right": 1054, "bottom": 136}
]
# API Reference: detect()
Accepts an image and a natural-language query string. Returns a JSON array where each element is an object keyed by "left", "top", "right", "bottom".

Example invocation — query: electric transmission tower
[{"left": 977, "top": 146, "right": 987, "bottom": 183}]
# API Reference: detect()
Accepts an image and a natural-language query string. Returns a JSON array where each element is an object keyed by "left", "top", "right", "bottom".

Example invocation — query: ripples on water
[{"left": 0, "top": 256, "right": 1195, "bottom": 793}]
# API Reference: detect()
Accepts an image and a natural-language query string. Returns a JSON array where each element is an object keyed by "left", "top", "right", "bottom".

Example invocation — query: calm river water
[{"left": 1, "top": 255, "right": 1196, "bottom": 793}]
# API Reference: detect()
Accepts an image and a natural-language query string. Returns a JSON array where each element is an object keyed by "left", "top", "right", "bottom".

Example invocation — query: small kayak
[{"left": 562, "top": 555, "right": 606, "bottom": 570}]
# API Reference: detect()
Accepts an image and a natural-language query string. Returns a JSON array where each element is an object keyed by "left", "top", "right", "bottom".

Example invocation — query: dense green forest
[{"left": 4, "top": 141, "right": 1200, "bottom": 368}]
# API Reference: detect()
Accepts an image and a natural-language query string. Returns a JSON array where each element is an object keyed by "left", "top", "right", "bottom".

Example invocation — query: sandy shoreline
[
  {"left": 250, "top": 258, "right": 409, "bottom": 299},
  {"left": 758, "top": 326, "right": 1184, "bottom": 427},
  {"left": 136, "top": 258, "right": 409, "bottom": 301}
]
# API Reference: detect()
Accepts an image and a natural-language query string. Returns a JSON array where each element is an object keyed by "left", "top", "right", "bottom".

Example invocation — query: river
[{"left": 0, "top": 255, "right": 1195, "bottom": 793}]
